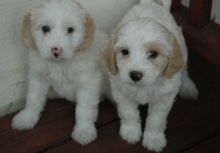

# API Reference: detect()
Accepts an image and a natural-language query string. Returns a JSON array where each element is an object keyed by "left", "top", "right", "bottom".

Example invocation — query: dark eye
[
  {"left": 67, "top": 27, "right": 74, "bottom": 34},
  {"left": 148, "top": 50, "right": 159, "bottom": 59},
  {"left": 121, "top": 49, "right": 129, "bottom": 56},
  {"left": 42, "top": 25, "right": 50, "bottom": 34}
]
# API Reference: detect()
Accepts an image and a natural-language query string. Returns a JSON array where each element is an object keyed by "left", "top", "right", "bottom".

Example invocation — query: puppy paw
[
  {"left": 12, "top": 110, "right": 40, "bottom": 130},
  {"left": 72, "top": 124, "right": 97, "bottom": 145},
  {"left": 119, "top": 123, "right": 142, "bottom": 144},
  {"left": 142, "top": 131, "right": 167, "bottom": 152}
]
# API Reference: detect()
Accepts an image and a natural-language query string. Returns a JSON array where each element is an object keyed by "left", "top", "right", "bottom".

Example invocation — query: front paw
[
  {"left": 119, "top": 123, "right": 142, "bottom": 144},
  {"left": 142, "top": 131, "right": 167, "bottom": 152},
  {"left": 12, "top": 110, "right": 40, "bottom": 130},
  {"left": 72, "top": 124, "right": 97, "bottom": 145}
]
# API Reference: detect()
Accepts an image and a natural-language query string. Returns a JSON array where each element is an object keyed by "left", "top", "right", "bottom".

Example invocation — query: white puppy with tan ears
[
  {"left": 12, "top": 0, "right": 108, "bottom": 145},
  {"left": 103, "top": 0, "right": 198, "bottom": 152}
]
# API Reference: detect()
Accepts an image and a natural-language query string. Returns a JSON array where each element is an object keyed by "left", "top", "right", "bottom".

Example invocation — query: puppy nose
[
  {"left": 51, "top": 47, "right": 63, "bottom": 56},
  {"left": 130, "top": 71, "right": 143, "bottom": 82}
]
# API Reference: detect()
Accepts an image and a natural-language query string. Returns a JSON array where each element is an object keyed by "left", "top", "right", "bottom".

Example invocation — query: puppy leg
[
  {"left": 142, "top": 96, "right": 174, "bottom": 152},
  {"left": 12, "top": 76, "right": 49, "bottom": 130},
  {"left": 72, "top": 87, "right": 99, "bottom": 145},
  {"left": 117, "top": 100, "right": 142, "bottom": 144}
]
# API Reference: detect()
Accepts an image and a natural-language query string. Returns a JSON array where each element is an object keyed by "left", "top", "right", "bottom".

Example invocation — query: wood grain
[
  {"left": 189, "top": 0, "right": 212, "bottom": 28},
  {"left": 173, "top": 7, "right": 220, "bottom": 68},
  {"left": 183, "top": 135, "right": 220, "bottom": 153},
  {"left": 0, "top": 100, "right": 117, "bottom": 153}
]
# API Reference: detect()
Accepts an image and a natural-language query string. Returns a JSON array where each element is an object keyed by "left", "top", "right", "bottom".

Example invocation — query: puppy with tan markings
[
  {"left": 12, "top": 0, "right": 107, "bottom": 145},
  {"left": 104, "top": 0, "right": 198, "bottom": 152}
]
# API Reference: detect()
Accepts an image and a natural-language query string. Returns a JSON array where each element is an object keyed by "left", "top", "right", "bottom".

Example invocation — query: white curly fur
[
  {"left": 12, "top": 0, "right": 108, "bottom": 145},
  {"left": 104, "top": 0, "right": 199, "bottom": 152}
]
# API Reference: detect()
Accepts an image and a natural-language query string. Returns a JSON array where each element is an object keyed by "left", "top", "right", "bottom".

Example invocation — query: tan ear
[
  {"left": 80, "top": 15, "right": 95, "bottom": 50},
  {"left": 102, "top": 24, "right": 124, "bottom": 75},
  {"left": 103, "top": 44, "right": 118, "bottom": 75},
  {"left": 21, "top": 12, "right": 35, "bottom": 49},
  {"left": 164, "top": 39, "right": 184, "bottom": 78}
]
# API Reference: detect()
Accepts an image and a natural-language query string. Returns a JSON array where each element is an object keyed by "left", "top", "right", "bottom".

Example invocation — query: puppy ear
[
  {"left": 164, "top": 39, "right": 184, "bottom": 78},
  {"left": 103, "top": 43, "right": 118, "bottom": 75},
  {"left": 102, "top": 26, "right": 122, "bottom": 75},
  {"left": 80, "top": 14, "right": 95, "bottom": 50},
  {"left": 21, "top": 12, "right": 35, "bottom": 49}
]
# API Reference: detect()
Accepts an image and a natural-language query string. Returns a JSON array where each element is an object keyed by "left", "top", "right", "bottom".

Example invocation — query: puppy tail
[
  {"left": 140, "top": 0, "right": 172, "bottom": 11},
  {"left": 179, "top": 67, "right": 199, "bottom": 100}
]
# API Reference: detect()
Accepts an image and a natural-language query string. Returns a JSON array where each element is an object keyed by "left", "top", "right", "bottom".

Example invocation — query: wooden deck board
[
  {"left": 45, "top": 96, "right": 220, "bottom": 153},
  {"left": 0, "top": 100, "right": 117, "bottom": 153},
  {"left": 183, "top": 135, "right": 220, "bottom": 153}
]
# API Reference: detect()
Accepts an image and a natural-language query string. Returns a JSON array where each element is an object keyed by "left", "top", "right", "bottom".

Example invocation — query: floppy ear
[
  {"left": 102, "top": 26, "right": 122, "bottom": 75},
  {"left": 80, "top": 14, "right": 95, "bottom": 50},
  {"left": 103, "top": 43, "right": 118, "bottom": 75},
  {"left": 21, "top": 12, "right": 35, "bottom": 49},
  {"left": 164, "top": 39, "right": 184, "bottom": 78}
]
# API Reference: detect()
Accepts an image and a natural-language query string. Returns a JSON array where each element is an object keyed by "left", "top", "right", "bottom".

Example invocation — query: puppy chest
[
  {"left": 49, "top": 67, "right": 78, "bottom": 101},
  {"left": 117, "top": 84, "right": 153, "bottom": 105},
  {"left": 135, "top": 90, "right": 153, "bottom": 105}
]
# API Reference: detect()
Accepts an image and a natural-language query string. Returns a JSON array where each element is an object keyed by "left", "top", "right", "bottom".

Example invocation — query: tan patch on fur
[
  {"left": 79, "top": 15, "right": 95, "bottom": 51},
  {"left": 103, "top": 44, "right": 118, "bottom": 75},
  {"left": 149, "top": 22, "right": 184, "bottom": 78},
  {"left": 164, "top": 39, "right": 183, "bottom": 78},
  {"left": 102, "top": 25, "right": 123, "bottom": 75},
  {"left": 143, "top": 23, "right": 184, "bottom": 78},
  {"left": 144, "top": 41, "right": 168, "bottom": 72},
  {"left": 144, "top": 41, "right": 164, "bottom": 55},
  {"left": 21, "top": 12, "right": 35, "bottom": 49}
]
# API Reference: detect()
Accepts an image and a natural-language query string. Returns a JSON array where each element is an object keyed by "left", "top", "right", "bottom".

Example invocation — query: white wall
[
  {"left": 181, "top": 0, "right": 220, "bottom": 24},
  {"left": 0, "top": 0, "right": 137, "bottom": 117}
]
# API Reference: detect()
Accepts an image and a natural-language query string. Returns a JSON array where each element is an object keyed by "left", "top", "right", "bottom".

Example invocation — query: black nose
[{"left": 129, "top": 71, "right": 143, "bottom": 82}]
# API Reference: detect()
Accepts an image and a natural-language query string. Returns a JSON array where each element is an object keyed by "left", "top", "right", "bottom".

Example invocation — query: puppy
[
  {"left": 103, "top": 0, "right": 198, "bottom": 152},
  {"left": 12, "top": 0, "right": 108, "bottom": 145}
]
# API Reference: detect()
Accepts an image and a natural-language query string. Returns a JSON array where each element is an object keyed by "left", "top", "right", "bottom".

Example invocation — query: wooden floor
[{"left": 0, "top": 53, "right": 220, "bottom": 153}]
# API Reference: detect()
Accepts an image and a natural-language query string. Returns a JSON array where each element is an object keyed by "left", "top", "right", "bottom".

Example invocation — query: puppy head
[
  {"left": 104, "top": 18, "right": 183, "bottom": 86},
  {"left": 22, "top": 0, "right": 94, "bottom": 61}
]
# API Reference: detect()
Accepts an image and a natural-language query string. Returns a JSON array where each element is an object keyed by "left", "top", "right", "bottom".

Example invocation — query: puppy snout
[
  {"left": 51, "top": 47, "right": 63, "bottom": 57},
  {"left": 130, "top": 71, "right": 143, "bottom": 82}
]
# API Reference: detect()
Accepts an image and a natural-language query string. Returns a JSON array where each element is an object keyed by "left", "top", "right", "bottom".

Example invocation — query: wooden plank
[
  {"left": 189, "top": 0, "right": 212, "bottom": 28},
  {"left": 0, "top": 99, "right": 117, "bottom": 153},
  {"left": 173, "top": 7, "right": 220, "bottom": 68},
  {"left": 46, "top": 97, "right": 220, "bottom": 153},
  {"left": 183, "top": 135, "right": 220, "bottom": 153},
  {"left": 46, "top": 121, "right": 148, "bottom": 153}
]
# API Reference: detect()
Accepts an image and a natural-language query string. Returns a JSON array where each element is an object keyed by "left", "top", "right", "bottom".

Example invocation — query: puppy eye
[
  {"left": 121, "top": 49, "right": 129, "bottom": 56},
  {"left": 67, "top": 27, "right": 74, "bottom": 34},
  {"left": 147, "top": 50, "right": 159, "bottom": 59},
  {"left": 42, "top": 25, "right": 50, "bottom": 34}
]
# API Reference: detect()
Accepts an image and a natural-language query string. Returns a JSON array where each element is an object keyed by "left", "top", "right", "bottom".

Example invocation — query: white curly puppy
[
  {"left": 12, "top": 0, "right": 107, "bottom": 145},
  {"left": 103, "top": 0, "right": 198, "bottom": 152}
]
